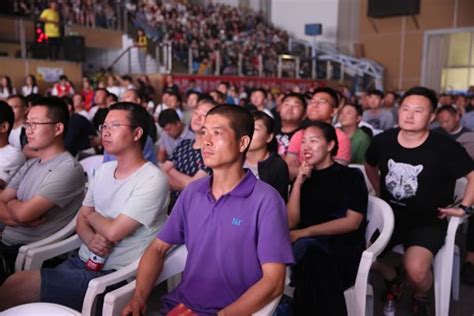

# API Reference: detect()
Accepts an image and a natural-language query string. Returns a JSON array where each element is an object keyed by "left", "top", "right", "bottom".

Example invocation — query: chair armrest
[
  {"left": 81, "top": 258, "right": 141, "bottom": 316},
  {"left": 102, "top": 246, "right": 188, "bottom": 316},
  {"left": 23, "top": 234, "right": 82, "bottom": 271},
  {"left": 15, "top": 215, "right": 78, "bottom": 272}
]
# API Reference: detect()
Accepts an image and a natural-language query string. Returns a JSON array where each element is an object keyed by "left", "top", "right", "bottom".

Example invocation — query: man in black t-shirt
[
  {"left": 365, "top": 86, "right": 474, "bottom": 315},
  {"left": 275, "top": 93, "right": 306, "bottom": 156}
]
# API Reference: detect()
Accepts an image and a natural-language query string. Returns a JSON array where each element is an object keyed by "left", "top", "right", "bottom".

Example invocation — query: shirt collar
[{"left": 198, "top": 169, "right": 256, "bottom": 198}]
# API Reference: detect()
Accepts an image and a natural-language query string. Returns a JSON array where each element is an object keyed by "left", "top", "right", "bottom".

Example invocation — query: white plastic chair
[
  {"left": 344, "top": 196, "right": 395, "bottom": 316},
  {"left": 391, "top": 176, "right": 467, "bottom": 316},
  {"left": 102, "top": 245, "right": 282, "bottom": 316},
  {"left": 283, "top": 196, "right": 394, "bottom": 316},
  {"left": 79, "top": 155, "right": 103, "bottom": 184},
  {"left": 22, "top": 234, "right": 143, "bottom": 316},
  {"left": 3, "top": 302, "right": 81, "bottom": 316},
  {"left": 14, "top": 214, "right": 78, "bottom": 272},
  {"left": 349, "top": 164, "right": 376, "bottom": 196}
]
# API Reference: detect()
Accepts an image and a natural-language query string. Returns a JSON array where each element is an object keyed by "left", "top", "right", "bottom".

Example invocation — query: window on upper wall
[{"left": 440, "top": 32, "right": 474, "bottom": 92}]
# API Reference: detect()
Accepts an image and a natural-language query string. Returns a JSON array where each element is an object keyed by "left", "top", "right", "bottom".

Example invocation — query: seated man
[
  {"left": 0, "top": 102, "right": 169, "bottom": 311},
  {"left": 157, "top": 108, "right": 194, "bottom": 163},
  {"left": 0, "top": 97, "right": 85, "bottom": 281},
  {"left": 365, "top": 87, "right": 474, "bottom": 315},
  {"left": 0, "top": 101, "right": 25, "bottom": 191},
  {"left": 123, "top": 105, "right": 293, "bottom": 315},
  {"left": 434, "top": 104, "right": 474, "bottom": 159}
]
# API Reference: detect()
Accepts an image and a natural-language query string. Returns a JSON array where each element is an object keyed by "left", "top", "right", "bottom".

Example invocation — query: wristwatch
[{"left": 459, "top": 204, "right": 473, "bottom": 216}]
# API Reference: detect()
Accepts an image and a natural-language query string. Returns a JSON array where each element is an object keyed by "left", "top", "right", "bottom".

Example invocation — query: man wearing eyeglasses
[
  {"left": 0, "top": 97, "right": 85, "bottom": 283},
  {"left": 285, "top": 87, "right": 352, "bottom": 179}
]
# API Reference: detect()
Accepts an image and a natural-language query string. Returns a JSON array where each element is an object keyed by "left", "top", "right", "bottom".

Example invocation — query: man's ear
[
  {"left": 55, "top": 122, "right": 65, "bottom": 137},
  {"left": 239, "top": 135, "right": 251, "bottom": 153},
  {"left": 134, "top": 127, "right": 144, "bottom": 142}
]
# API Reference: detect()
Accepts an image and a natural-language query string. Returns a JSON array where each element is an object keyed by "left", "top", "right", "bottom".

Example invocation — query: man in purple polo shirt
[{"left": 122, "top": 105, "right": 294, "bottom": 315}]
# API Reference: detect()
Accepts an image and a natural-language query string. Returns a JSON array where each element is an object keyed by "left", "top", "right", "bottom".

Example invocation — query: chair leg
[{"left": 452, "top": 247, "right": 460, "bottom": 301}]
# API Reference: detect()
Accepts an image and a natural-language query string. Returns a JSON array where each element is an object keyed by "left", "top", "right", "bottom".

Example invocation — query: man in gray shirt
[
  {"left": 0, "top": 97, "right": 85, "bottom": 281},
  {"left": 362, "top": 89, "right": 396, "bottom": 131}
]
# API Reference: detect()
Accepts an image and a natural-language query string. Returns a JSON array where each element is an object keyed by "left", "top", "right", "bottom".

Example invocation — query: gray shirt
[
  {"left": 3, "top": 152, "right": 85, "bottom": 245},
  {"left": 362, "top": 108, "right": 395, "bottom": 131},
  {"left": 158, "top": 125, "right": 194, "bottom": 156}
]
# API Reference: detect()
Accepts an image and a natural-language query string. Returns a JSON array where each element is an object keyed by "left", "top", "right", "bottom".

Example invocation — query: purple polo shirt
[{"left": 157, "top": 170, "right": 294, "bottom": 315}]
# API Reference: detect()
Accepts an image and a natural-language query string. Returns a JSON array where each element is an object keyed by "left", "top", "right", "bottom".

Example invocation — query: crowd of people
[
  {"left": 2, "top": 0, "right": 118, "bottom": 29},
  {"left": 133, "top": 0, "right": 289, "bottom": 77},
  {"left": 0, "top": 71, "right": 473, "bottom": 316}
]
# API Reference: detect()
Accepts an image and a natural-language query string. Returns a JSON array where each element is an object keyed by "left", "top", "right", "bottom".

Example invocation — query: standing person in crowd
[
  {"left": 288, "top": 121, "right": 367, "bottom": 315},
  {"left": 51, "top": 75, "right": 75, "bottom": 97},
  {"left": 435, "top": 104, "right": 474, "bottom": 159},
  {"left": 362, "top": 89, "right": 395, "bottom": 131},
  {"left": 135, "top": 29, "right": 148, "bottom": 73},
  {"left": 21, "top": 75, "right": 38, "bottom": 97},
  {"left": 163, "top": 74, "right": 179, "bottom": 95},
  {"left": 338, "top": 103, "right": 371, "bottom": 164},
  {"left": 122, "top": 105, "right": 293, "bottom": 316},
  {"left": 0, "top": 97, "right": 85, "bottom": 282},
  {"left": 217, "top": 81, "right": 235, "bottom": 104},
  {"left": 160, "top": 98, "right": 217, "bottom": 212},
  {"left": 157, "top": 109, "right": 194, "bottom": 163},
  {"left": 275, "top": 93, "right": 306, "bottom": 157},
  {"left": 245, "top": 111, "right": 289, "bottom": 201},
  {"left": 285, "top": 87, "right": 352, "bottom": 179},
  {"left": 0, "top": 102, "right": 169, "bottom": 312},
  {"left": 6, "top": 95, "right": 27, "bottom": 150},
  {"left": 81, "top": 77, "right": 94, "bottom": 112},
  {"left": 39, "top": 0, "right": 61, "bottom": 60},
  {"left": 0, "top": 102, "right": 25, "bottom": 191},
  {"left": 365, "top": 86, "right": 474, "bottom": 315},
  {"left": 0, "top": 76, "right": 16, "bottom": 100}
]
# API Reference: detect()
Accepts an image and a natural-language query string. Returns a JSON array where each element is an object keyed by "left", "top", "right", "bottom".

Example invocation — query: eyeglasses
[
  {"left": 98, "top": 123, "right": 135, "bottom": 132},
  {"left": 309, "top": 98, "right": 335, "bottom": 107},
  {"left": 24, "top": 121, "right": 59, "bottom": 130}
]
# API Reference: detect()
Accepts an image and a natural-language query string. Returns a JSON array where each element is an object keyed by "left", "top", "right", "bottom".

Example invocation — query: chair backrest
[
  {"left": 453, "top": 177, "right": 467, "bottom": 205},
  {"left": 79, "top": 155, "right": 104, "bottom": 184},
  {"left": 365, "top": 196, "right": 394, "bottom": 254},
  {"left": 349, "top": 164, "right": 376, "bottom": 196}
]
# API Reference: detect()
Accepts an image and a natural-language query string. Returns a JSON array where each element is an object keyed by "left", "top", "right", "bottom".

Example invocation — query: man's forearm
[
  {"left": 0, "top": 201, "right": 21, "bottom": 226},
  {"left": 76, "top": 211, "right": 96, "bottom": 246},
  {"left": 218, "top": 265, "right": 284, "bottom": 316},
  {"left": 134, "top": 242, "right": 167, "bottom": 304}
]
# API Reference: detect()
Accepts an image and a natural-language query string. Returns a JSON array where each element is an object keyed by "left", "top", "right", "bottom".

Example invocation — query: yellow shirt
[{"left": 40, "top": 8, "right": 60, "bottom": 38}]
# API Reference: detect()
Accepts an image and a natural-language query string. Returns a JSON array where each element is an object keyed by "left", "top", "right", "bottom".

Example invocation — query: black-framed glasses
[
  {"left": 98, "top": 123, "right": 136, "bottom": 132},
  {"left": 24, "top": 121, "right": 59, "bottom": 130}
]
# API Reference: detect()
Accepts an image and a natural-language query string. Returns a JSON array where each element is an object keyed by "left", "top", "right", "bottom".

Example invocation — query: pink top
[{"left": 287, "top": 128, "right": 351, "bottom": 163}]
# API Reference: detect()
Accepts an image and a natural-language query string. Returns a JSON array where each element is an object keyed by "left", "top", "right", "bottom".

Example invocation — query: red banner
[{"left": 172, "top": 75, "right": 324, "bottom": 94}]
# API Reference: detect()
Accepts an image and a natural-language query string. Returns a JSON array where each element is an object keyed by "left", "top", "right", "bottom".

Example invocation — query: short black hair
[
  {"left": 282, "top": 92, "right": 307, "bottom": 110},
  {"left": 0, "top": 100, "right": 14, "bottom": 135},
  {"left": 59, "top": 75, "right": 68, "bottom": 81},
  {"left": 305, "top": 121, "right": 339, "bottom": 156},
  {"left": 400, "top": 86, "right": 438, "bottom": 112},
  {"left": 206, "top": 104, "right": 254, "bottom": 156},
  {"left": 107, "top": 93, "right": 118, "bottom": 103},
  {"left": 218, "top": 81, "right": 230, "bottom": 89},
  {"left": 312, "top": 87, "right": 339, "bottom": 108},
  {"left": 109, "top": 102, "right": 150, "bottom": 149},
  {"left": 7, "top": 94, "right": 28, "bottom": 108},
  {"left": 31, "top": 96, "right": 70, "bottom": 138},
  {"left": 186, "top": 90, "right": 201, "bottom": 99},
  {"left": 251, "top": 110, "right": 278, "bottom": 153},
  {"left": 436, "top": 104, "right": 458, "bottom": 116},
  {"left": 251, "top": 88, "right": 268, "bottom": 98},
  {"left": 158, "top": 108, "right": 181, "bottom": 128},
  {"left": 342, "top": 102, "right": 363, "bottom": 116},
  {"left": 367, "top": 89, "right": 384, "bottom": 98}
]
